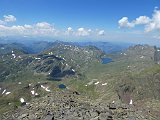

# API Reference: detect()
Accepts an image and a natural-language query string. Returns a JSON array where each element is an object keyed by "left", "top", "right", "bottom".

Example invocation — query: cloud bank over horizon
[
  {"left": 0, "top": 15, "right": 105, "bottom": 40},
  {"left": 118, "top": 8, "right": 160, "bottom": 39},
  {"left": 0, "top": 7, "right": 159, "bottom": 45}
]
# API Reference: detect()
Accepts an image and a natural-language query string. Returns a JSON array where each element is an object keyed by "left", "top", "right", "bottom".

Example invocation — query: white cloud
[
  {"left": 134, "top": 16, "right": 151, "bottom": 25},
  {"left": 145, "top": 9, "right": 160, "bottom": 32},
  {"left": 0, "top": 15, "right": 106, "bottom": 39},
  {"left": 0, "top": 25, "right": 25, "bottom": 36},
  {"left": 0, "top": 21, "right": 57, "bottom": 37},
  {"left": 0, "top": 20, "right": 99, "bottom": 38},
  {"left": 118, "top": 17, "right": 134, "bottom": 28},
  {"left": 145, "top": 22, "right": 156, "bottom": 32},
  {"left": 0, "top": 15, "right": 16, "bottom": 25},
  {"left": 4, "top": 15, "right": 16, "bottom": 22},
  {"left": 65, "top": 27, "right": 73, "bottom": 36},
  {"left": 98, "top": 30, "right": 105, "bottom": 36},
  {"left": 67, "top": 27, "right": 73, "bottom": 32},
  {"left": 11, "top": 25, "right": 25, "bottom": 32},
  {"left": 24, "top": 24, "right": 32, "bottom": 29},
  {"left": 77, "top": 28, "right": 90, "bottom": 36},
  {"left": 36, "top": 22, "right": 53, "bottom": 29},
  {"left": 118, "top": 8, "right": 160, "bottom": 33},
  {"left": 155, "top": 6, "right": 159, "bottom": 9},
  {"left": 88, "top": 29, "right": 92, "bottom": 32}
]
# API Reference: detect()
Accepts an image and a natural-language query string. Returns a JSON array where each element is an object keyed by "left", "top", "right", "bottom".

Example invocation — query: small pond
[
  {"left": 58, "top": 84, "right": 66, "bottom": 89},
  {"left": 101, "top": 58, "right": 113, "bottom": 64}
]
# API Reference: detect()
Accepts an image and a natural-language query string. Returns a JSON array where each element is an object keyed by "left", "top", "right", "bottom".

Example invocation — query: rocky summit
[{"left": 0, "top": 42, "right": 160, "bottom": 120}]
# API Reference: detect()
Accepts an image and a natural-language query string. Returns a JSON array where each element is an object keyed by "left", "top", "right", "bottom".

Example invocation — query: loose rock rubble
[{"left": 1, "top": 90, "right": 154, "bottom": 120}]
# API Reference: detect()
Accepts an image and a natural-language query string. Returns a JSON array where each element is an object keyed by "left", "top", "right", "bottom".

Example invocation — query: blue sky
[{"left": 0, "top": 0, "right": 160, "bottom": 45}]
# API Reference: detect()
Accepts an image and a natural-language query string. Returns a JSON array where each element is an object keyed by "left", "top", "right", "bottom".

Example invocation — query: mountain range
[{"left": 0, "top": 40, "right": 160, "bottom": 119}]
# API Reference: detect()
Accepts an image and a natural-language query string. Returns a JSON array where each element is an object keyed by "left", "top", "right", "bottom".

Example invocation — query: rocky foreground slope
[{"left": 2, "top": 89, "right": 156, "bottom": 120}]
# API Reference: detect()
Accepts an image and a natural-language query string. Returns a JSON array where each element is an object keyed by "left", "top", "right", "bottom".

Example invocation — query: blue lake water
[
  {"left": 101, "top": 58, "right": 113, "bottom": 64},
  {"left": 58, "top": 84, "right": 66, "bottom": 89}
]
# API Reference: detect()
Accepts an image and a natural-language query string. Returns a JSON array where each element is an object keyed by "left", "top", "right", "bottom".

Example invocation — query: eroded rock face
[
  {"left": 31, "top": 54, "right": 76, "bottom": 80},
  {"left": 154, "top": 47, "right": 160, "bottom": 64},
  {"left": 125, "top": 45, "right": 156, "bottom": 61},
  {"left": 1, "top": 90, "right": 154, "bottom": 120},
  {"left": 116, "top": 84, "right": 135, "bottom": 104}
]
